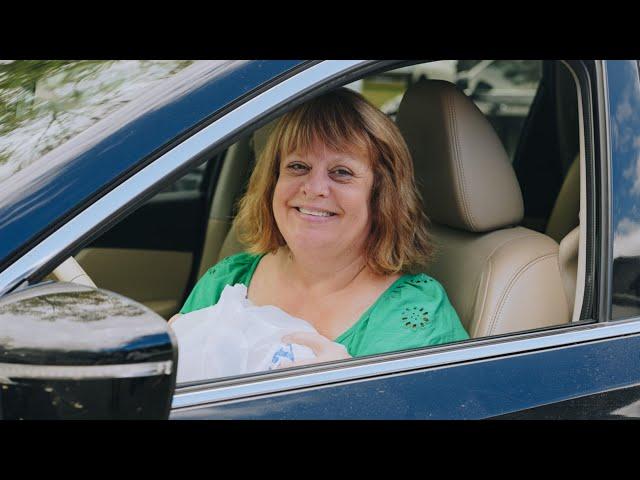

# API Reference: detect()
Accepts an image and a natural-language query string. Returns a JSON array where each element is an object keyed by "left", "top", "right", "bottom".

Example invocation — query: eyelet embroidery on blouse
[
  {"left": 407, "top": 274, "right": 433, "bottom": 286},
  {"left": 401, "top": 306, "right": 429, "bottom": 330},
  {"left": 389, "top": 274, "right": 433, "bottom": 300}
]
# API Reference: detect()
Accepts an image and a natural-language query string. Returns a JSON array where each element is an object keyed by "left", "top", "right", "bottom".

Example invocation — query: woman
[{"left": 170, "top": 87, "right": 468, "bottom": 368}]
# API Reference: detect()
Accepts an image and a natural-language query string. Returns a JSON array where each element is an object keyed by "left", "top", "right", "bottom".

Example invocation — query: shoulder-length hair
[{"left": 235, "top": 87, "right": 433, "bottom": 275}]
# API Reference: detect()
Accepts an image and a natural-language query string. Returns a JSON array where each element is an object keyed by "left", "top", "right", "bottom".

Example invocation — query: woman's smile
[{"left": 292, "top": 205, "right": 339, "bottom": 221}]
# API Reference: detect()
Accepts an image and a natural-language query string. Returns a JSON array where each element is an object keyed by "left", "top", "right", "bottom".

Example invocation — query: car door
[
  {"left": 169, "top": 60, "right": 640, "bottom": 419},
  {"left": 2, "top": 59, "right": 639, "bottom": 419}
]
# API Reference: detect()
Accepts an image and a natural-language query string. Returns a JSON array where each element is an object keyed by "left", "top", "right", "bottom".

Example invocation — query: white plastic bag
[{"left": 171, "top": 284, "right": 316, "bottom": 383}]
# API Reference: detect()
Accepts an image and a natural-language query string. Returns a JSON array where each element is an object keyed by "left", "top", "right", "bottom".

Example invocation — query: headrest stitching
[{"left": 447, "top": 89, "right": 477, "bottom": 231}]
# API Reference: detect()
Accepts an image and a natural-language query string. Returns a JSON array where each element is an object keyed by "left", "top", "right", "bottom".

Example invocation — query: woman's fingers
[
  {"left": 282, "top": 331, "right": 331, "bottom": 355},
  {"left": 281, "top": 331, "right": 351, "bottom": 364}
]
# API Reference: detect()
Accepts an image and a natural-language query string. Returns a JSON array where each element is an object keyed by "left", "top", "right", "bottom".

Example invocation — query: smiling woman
[
  {"left": 239, "top": 88, "right": 434, "bottom": 275},
  {"left": 170, "top": 88, "right": 468, "bottom": 380}
]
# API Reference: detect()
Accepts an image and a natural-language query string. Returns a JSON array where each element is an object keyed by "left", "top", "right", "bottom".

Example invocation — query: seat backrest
[
  {"left": 545, "top": 155, "right": 579, "bottom": 243},
  {"left": 216, "top": 121, "right": 277, "bottom": 262},
  {"left": 196, "top": 135, "right": 254, "bottom": 278},
  {"left": 396, "top": 80, "right": 570, "bottom": 337},
  {"left": 558, "top": 225, "right": 579, "bottom": 319}
]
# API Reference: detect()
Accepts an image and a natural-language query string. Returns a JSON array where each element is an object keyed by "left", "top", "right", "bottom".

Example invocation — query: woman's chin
[{"left": 286, "top": 235, "right": 341, "bottom": 254}]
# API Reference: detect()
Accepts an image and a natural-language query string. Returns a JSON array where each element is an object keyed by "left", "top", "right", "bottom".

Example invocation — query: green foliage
[
  {"left": 0, "top": 60, "right": 194, "bottom": 182},
  {"left": 0, "top": 61, "right": 112, "bottom": 135}
]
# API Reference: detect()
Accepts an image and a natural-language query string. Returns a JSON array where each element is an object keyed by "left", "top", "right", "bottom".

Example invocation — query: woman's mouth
[{"left": 294, "top": 207, "right": 337, "bottom": 217}]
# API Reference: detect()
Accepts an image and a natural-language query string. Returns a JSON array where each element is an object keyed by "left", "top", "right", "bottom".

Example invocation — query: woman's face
[{"left": 273, "top": 141, "right": 374, "bottom": 258}]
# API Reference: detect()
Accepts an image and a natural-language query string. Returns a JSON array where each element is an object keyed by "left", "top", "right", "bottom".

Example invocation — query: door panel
[
  {"left": 76, "top": 248, "right": 192, "bottom": 318},
  {"left": 76, "top": 186, "right": 208, "bottom": 319},
  {"left": 89, "top": 191, "right": 205, "bottom": 252},
  {"left": 495, "top": 383, "right": 640, "bottom": 419},
  {"left": 170, "top": 331, "right": 640, "bottom": 419}
]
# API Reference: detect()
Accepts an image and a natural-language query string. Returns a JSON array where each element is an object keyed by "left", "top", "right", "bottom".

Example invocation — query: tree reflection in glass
[{"left": 0, "top": 60, "right": 194, "bottom": 183}]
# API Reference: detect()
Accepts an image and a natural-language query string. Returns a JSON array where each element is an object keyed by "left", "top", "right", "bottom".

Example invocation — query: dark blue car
[{"left": 0, "top": 59, "right": 638, "bottom": 419}]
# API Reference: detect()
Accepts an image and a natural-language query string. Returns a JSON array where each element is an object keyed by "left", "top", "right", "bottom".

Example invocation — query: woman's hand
[{"left": 276, "top": 331, "right": 352, "bottom": 368}]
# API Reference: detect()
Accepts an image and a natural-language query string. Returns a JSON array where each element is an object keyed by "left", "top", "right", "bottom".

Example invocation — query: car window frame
[
  {"left": 172, "top": 59, "right": 616, "bottom": 411},
  {"left": 0, "top": 59, "right": 623, "bottom": 412},
  {"left": 604, "top": 60, "right": 640, "bottom": 321}
]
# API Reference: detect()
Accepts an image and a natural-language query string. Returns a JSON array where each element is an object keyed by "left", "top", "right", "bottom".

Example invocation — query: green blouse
[{"left": 180, "top": 252, "right": 469, "bottom": 357}]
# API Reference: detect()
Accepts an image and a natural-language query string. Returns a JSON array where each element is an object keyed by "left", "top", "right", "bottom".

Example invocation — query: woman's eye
[
  {"left": 286, "top": 163, "right": 308, "bottom": 173},
  {"left": 332, "top": 168, "right": 353, "bottom": 178}
]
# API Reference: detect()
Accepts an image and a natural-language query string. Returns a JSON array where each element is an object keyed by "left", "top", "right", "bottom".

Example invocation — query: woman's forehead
[{"left": 282, "top": 138, "right": 371, "bottom": 163}]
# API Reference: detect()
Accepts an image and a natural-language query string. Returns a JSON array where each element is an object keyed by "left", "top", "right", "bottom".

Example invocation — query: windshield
[{"left": 0, "top": 60, "right": 194, "bottom": 184}]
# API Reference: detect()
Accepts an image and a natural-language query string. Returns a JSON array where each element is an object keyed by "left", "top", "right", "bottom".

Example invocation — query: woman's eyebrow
[
  {"left": 330, "top": 155, "right": 369, "bottom": 168},
  {"left": 284, "top": 150, "right": 366, "bottom": 165},
  {"left": 283, "top": 153, "right": 304, "bottom": 162},
  {"left": 327, "top": 151, "right": 364, "bottom": 163}
]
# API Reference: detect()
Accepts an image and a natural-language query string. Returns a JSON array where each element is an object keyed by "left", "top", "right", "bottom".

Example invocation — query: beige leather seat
[
  {"left": 558, "top": 226, "right": 579, "bottom": 319},
  {"left": 396, "top": 80, "right": 571, "bottom": 337},
  {"left": 545, "top": 155, "right": 579, "bottom": 243},
  {"left": 213, "top": 122, "right": 275, "bottom": 263},
  {"left": 196, "top": 136, "right": 255, "bottom": 278}
]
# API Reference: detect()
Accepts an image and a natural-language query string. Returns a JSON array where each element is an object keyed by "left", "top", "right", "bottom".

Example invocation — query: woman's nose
[{"left": 301, "top": 170, "right": 330, "bottom": 198}]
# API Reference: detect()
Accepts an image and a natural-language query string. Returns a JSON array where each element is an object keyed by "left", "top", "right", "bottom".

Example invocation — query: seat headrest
[{"left": 396, "top": 80, "right": 524, "bottom": 233}]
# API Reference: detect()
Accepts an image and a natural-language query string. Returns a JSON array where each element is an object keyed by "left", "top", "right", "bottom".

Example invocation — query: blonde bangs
[{"left": 274, "top": 92, "right": 375, "bottom": 163}]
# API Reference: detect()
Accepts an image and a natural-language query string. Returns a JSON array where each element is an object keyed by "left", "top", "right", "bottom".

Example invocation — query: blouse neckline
[{"left": 244, "top": 252, "right": 411, "bottom": 342}]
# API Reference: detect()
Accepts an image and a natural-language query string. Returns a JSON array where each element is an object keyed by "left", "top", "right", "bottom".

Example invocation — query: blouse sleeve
[
  {"left": 345, "top": 274, "right": 470, "bottom": 357},
  {"left": 179, "top": 253, "right": 259, "bottom": 314}
]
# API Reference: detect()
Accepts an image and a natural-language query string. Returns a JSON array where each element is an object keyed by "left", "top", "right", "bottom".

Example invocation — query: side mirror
[{"left": 0, "top": 281, "right": 177, "bottom": 419}]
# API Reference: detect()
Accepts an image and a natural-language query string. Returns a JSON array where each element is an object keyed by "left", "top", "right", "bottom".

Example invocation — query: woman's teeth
[{"left": 296, "top": 207, "right": 335, "bottom": 217}]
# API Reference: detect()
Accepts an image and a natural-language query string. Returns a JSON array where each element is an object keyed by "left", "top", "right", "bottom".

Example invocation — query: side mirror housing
[{"left": 0, "top": 282, "right": 177, "bottom": 419}]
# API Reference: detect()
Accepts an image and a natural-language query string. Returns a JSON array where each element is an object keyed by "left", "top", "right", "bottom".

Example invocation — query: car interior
[{"left": 48, "top": 60, "right": 585, "bottom": 347}]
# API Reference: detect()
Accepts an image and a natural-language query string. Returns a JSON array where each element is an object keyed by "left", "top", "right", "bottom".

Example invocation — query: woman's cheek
[
  {"left": 272, "top": 180, "right": 295, "bottom": 232},
  {"left": 340, "top": 188, "right": 369, "bottom": 222}
]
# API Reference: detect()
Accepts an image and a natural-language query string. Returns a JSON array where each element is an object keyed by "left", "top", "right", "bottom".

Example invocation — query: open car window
[{"left": 35, "top": 60, "right": 591, "bottom": 390}]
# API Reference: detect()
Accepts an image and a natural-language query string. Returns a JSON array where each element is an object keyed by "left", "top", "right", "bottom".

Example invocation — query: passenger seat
[
  {"left": 196, "top": 136, "right": 254, "bottom": 278},
  {"left": 216, "top": 122, "right": 276, "bottom": 262},
  {"left": 396, "top": 80, "right": 571, "bottom": 337}
]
